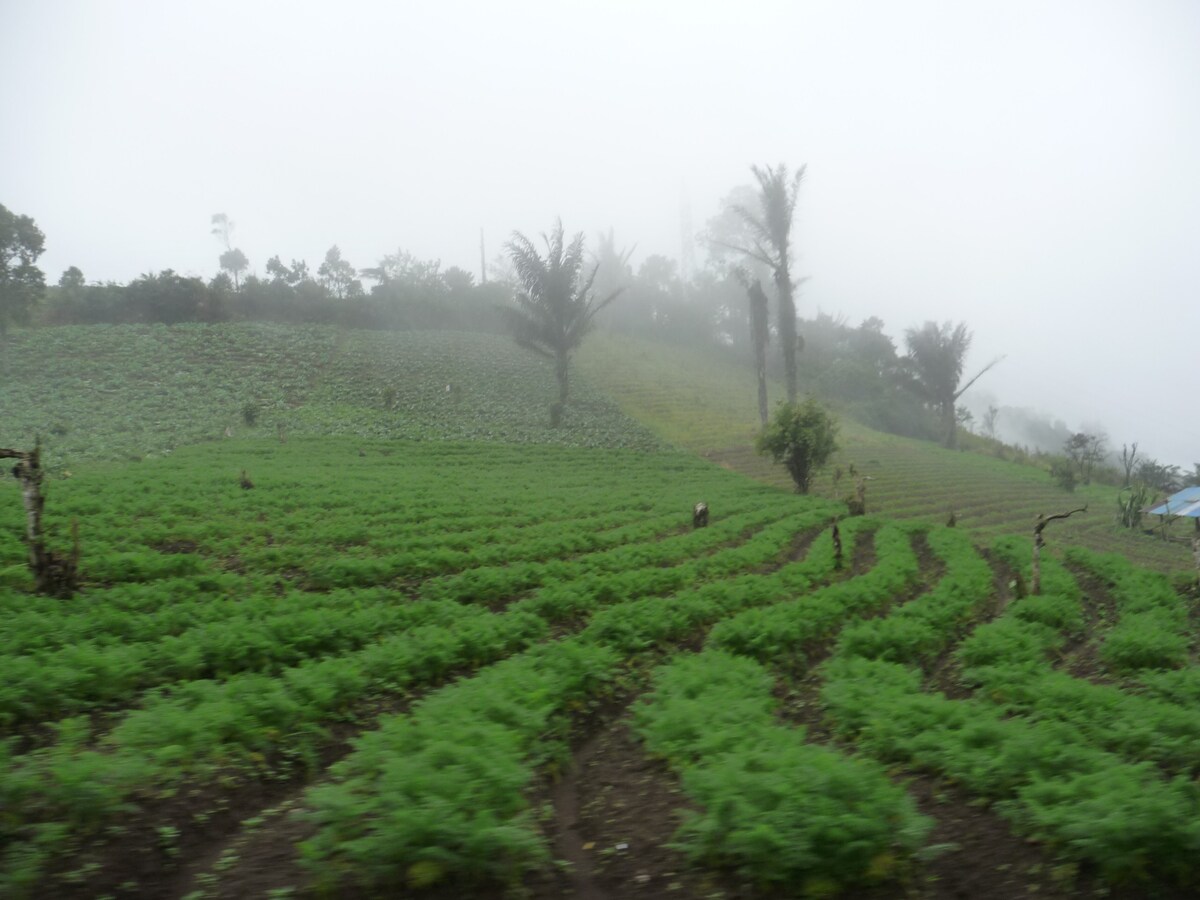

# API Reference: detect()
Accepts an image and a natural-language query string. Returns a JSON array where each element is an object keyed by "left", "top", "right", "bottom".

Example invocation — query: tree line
[{"left": 0, "top": 181, "right": 1021, "bottom": 459}]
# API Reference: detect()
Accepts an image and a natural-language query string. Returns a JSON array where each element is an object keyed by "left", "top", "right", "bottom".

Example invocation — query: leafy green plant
[
  {"left": 756, "top": 398, "right": 839, "bottom": 493},
  {"left": 634, "top": 651, "right": 930, "bottom": 890}
]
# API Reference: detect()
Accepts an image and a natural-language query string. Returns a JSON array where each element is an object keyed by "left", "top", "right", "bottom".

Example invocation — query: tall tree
[
  {"left": 0, "top": 203, "right": 46, "bottom": 341},
  {"left": 728, "top": 164, "right": 806, "bottom": 403},
  {"left": 900, "top": 321, "right": 1003, "bottom": 449},
  {"left": 502, "top": 220, "right": 621, "bottom": 405},
  {"left": 219, "top": 248, "right": 249, "bottom": 290},
  {"left": 210, "top": 213, "right": 249, "bottom": 290},
  {"left": 318, "top": 245, "right": 363, "bottom": 299}
]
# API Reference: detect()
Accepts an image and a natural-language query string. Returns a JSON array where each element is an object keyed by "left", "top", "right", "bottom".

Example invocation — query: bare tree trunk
[
  {"left": 749, "top": 279, "right": 770, "bottom": 426},
  {"left": 1, "top": 443, "right": 79, "bottom": 598},
  {"left": 942, "top": 400, "right": 958, "bottom": 449},
  {"left": 776, "top": 268, "right": 798, "bottom": 405},
  {"left": 555, "top": 350, "right": 569, "bottom": 404}
]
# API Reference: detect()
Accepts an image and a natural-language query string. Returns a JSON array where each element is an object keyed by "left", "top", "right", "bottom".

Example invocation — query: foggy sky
[{"left": 3, "top": 0, "right": 1197, "bottom": 468}]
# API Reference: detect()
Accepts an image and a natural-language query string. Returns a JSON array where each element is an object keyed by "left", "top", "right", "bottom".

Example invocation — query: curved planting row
[
  {"left": 0, "top": 437, "right": 842, "bottom": 896},
  {"left": 819, "top": 529, "right": 1200, "bottom": 885},
  {"left": 299, "top": 511, "right": 846, "bottom": 893},
  {"left": 632, "top": 650, "right": 930, "bottom": 894}
]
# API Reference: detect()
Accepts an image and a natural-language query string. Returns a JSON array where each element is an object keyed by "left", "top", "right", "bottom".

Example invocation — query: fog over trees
[{"left": 2, "top": 0, "right": 1196, "bottom": 465}]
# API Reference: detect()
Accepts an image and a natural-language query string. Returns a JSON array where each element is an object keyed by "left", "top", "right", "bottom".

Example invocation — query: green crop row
[
  {"left": 416, "top": 496, "right": 800, "bottom": 605},
  {"left": 706, "top": 520, "right": 919, "bottom": 669},
  {"left": 632, "top": 650, "right": 930, "bottom": 892},
  {"left": 0, "top": 596, "right": 450, "bottom": 729},
  {"left": 299, "top": 505, "right": 843, "bottom": 892},
  {"left": 834, "top": 526, "right": 992, "bottom": 667},
  {"left": 1064, "top": 546, "right": 1192, "bottom": 673},
  {"left": 946, "top": 548, "right": 1200, "bottom": 775},
  {"left": 302, "top": 638, "right": 622, "bottom": 891},
  {"left": 819, "top": 537, "right": 1200, "bottom": 883},
  {"left": 821, "top": 656, "right": 1200, "bottom": 883},
  {"left": 2, "top": 494, "right": 838, "bottom": 895},
  {"left": 0, "top": 603, "right": 547, "bottom": 898},
  {"left": 4, "top": 503, "right": 795, "bottom": 730}
]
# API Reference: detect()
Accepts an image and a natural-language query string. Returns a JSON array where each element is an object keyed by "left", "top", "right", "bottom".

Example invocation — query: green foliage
[
  {"left": 1050, "top": 457, "right": 1077, "bottom": 492},
  {"left": 0, "top": 203, "right": 47, "bottom": 339},
  {"left": 1065, "top": 547, "right": 1191, "bottom": 674},
  {"left": 756, "top": 397, "right": 839, "bottom": 493},
  {"left": 501, "top": 220, "right": 621, "bottom": 404},
  {"left": 634, "top": 651, "right": 930, "bottom": 890},
  {"left": 1116, "top": 482, "right": 1154, "bottom": 529},
  {"left": 1099, "top": 613, "right": 1189, "bottom": 673},
  {"left": 0, "top": 325, "right": 663, "bottom": 467}
]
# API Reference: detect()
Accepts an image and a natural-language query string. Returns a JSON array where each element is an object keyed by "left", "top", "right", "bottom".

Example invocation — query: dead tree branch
[{"left": 1031, "top": 505, "right": 1087, "bottom": 594}]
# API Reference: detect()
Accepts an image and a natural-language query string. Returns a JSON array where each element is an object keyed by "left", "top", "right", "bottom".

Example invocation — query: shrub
[{"left": 756, "top": 398, "right": 839, "bottom": 494}]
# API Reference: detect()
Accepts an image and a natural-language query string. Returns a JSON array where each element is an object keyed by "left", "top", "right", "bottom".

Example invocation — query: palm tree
[
  {"left": 729, "top": 163, "right": 806, "bottom": 403},
  {"left": 901, "top": 321, "right": 1003, "bottom": 449},
  {"left": 502, "top": 220, "right": 621, "bottom": 406}
]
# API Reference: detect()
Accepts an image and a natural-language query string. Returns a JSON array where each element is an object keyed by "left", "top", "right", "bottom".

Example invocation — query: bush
[
  {"left": 1050, "top": 458, "right": 1077, "bottom": 492},
  {"left": 756, "top": 398, "right": 839, "bottom": 493}
]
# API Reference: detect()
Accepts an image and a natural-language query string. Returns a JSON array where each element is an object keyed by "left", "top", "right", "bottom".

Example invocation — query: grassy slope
[{"left": 578, "top": 333, "right": 1193, "bottom": 574}]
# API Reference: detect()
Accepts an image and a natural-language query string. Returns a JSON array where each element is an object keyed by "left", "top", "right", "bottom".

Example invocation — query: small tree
[
  {"left": 981, "top": 404, "right": 999, "bottom": 440},
  {"left": 219, "top": 248, "right": 249, "bottom": 291},
  {"left": 898, "top": 321, "right": 1003, "bottom": 449},
  {"left": 757, "top": 398, "right": 839, "bottom": 494},
  {"left": 0, "top": 203, "right": 46, "bottom": 342}
]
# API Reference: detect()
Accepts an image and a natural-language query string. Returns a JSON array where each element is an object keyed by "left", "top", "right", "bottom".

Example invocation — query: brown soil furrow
[
  {"left": 925, "top": 547, "right": 1013, "bottom": 699},
  {"left": 1057, "top": 563, "right": 1119, "bottom": 683}
]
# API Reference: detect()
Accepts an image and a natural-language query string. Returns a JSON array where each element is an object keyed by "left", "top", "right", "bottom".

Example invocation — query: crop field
[
  {"left": 579, "top": 335, "right": 1195, "bottom": 575},
  {"left": 0, "top": 325, "right": 662, "bottom": 467},
  {"left": 2, "top": 323, "right": 1197, "bottom": 898},
  {"left": 2, "top": 431, "right": 1199, "bottom": 899}
]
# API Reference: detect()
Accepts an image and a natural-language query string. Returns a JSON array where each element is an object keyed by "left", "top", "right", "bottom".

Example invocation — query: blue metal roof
[{"left": 1147, "top": 486, "right": 1200, "bottom": 518}]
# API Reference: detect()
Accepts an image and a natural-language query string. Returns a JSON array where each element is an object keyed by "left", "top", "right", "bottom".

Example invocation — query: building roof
[{"left": 1147, "top": 485, "right": 1200, "bottom": 518}]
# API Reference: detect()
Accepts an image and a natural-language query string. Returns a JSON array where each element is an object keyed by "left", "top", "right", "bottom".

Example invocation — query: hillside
[
  {"left": 0, "top": 324, "right": 662, "bottom": 465},
  {"left": 2, "top": 323, "right": 1199, "bottom": 898},
  {"left": 578, "top": 334, "right": 1194, "bottom": 574},
  {"left": 3, "top": 323, "right": 1190, "bottom": 575}
]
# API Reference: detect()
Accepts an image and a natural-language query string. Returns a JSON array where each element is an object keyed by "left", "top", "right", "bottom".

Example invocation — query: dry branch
[{"left": 1031, "top": 505, "right": 1087, "bottom": 594}]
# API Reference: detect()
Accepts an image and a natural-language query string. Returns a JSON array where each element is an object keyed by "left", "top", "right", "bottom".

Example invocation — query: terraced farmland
[
  {"left": 2, "top": 437, "right": 1198, "bottom": 899},
  {"left": 579, "top": 334, "right": 1194, "bottom": 574}
]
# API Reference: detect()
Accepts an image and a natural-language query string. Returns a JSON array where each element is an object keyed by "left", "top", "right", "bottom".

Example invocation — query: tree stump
[{"left": 2, "top": 443, "right": 79, "bottom": 598}]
